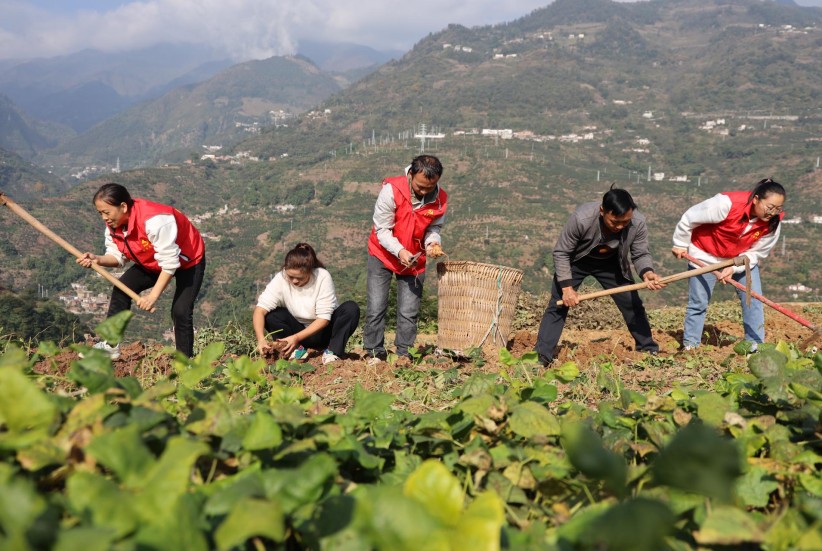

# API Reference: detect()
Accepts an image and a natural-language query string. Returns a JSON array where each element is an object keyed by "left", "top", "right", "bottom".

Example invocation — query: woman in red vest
[
  {"left": 77, "top": 183, "right": 206, "bottom": 359},
  {"left": 364, "top": 155, "right": 447, "bottom": 362},
  {"left": 672, "top": 178, "right": 786, "bottom": 351}
]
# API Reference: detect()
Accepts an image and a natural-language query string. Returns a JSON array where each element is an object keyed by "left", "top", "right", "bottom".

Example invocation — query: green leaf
[
  {"left": 178, "top": 362, "right": 216, "bottom": 388},
  {"left": 693, "top": 505, "right": 763, "bottom": 545},
  {"left": 0, "top": 465, "right": 49, "bottom": 548},
  {"left": 350, "top": 386, "right": 395, "bottom": 421},
  {"left": 261, "top": 453, "right": 338, "bottom": 514},
  {"left": 737, "top": 467, "right": 780, "bottom": 508},
  {"left": 242, "top": 412, "right": 283, "bottom": 451},
  {"left": 135, "top": 437, "right": 209, "bottom": 522},
  {"left": 498, "top": 348, "right": 515, "bottom": 367},
  {"left": 404, "top": 460, "right": 463, "bottom": 526},
  {"left": 749, "top": 349, "right": 787, "bottom": 380},
  {"left": 652, "top": 422, "right": 742, "bottom": 501},
  {"left": 775, "top": 340, "right": 792, "bottom": 359},
  {"left": 509, "top": 401, "right": 561, "bottom": 438},
  {"left": 53, "top": 528, "right": 117, "bottom": 551},
  {"left": 799, "top": 473, "right": 822, "bottom": 498},
  {"left": 226, "top": 355, "right": 266, "bottom": 384},
  {"left": 356, "top": 486, "right": 449, "bottom": 551},
  {"left": 94, "top": 310, "right": 133, "bottom": 345},
  {"left": 134, "top": 493, "right": 209, "bottom": 551},
  {"left": 579, "top": 498, "right": 675, "bottom": 551},
  {"left": 214, "top": 498, "right": 285, "bottom": 550},
  {"left": 561, "top": 422, "right": 627, "bottom": 498},
  {"left": 554, "top": 361, "right": 579, "bottom": 383},
  {"left": 458, "top": 394, "right": 496, "bottom": 417},
  {"left": 85, "top": 424, "right": 155, "bottom": 488},
  {"left": 694, "top": 392, "right": 730, "bottom": 427},
  {"left": 450, "top": 491, "right": 505, "bottom": 551},
  {"left": 69, "top": 354, "right": 117, "bottom": 394},
  {"left": 0, "top": 366, "right": 57, "bottom": 434},
  {"left": 733, "top": 340, "right": 754, "bottom": 355},
  {"left": 523, "top": 379, "right": 558, "bottom": 404},
  {"left": 456, "top": 373, "right": 498, "bottom": 398},
  {"left": 0, "top": 344, "right": 31, "bottom": 370},
  {"left": 66, "top": 472, "right": 138, "bottom": 538}
]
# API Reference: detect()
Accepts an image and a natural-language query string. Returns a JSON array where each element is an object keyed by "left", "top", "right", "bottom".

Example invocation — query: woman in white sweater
[{"left": 253, "top": 243, "right": 360, "bottom": 364}]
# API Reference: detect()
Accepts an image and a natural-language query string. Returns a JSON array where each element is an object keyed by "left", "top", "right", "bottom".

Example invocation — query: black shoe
[{"left": 537, "top": 354, "right": 553, "bottom": 367}]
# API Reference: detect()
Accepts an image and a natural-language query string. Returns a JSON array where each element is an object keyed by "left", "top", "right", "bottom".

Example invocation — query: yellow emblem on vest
[
  {"left": 427, "top": 209, "right": 435, "bottom": 216},
  {"left": 751, "top": 231, "right": 761, "bottom": 240},
  {"left": 141, "top": 238, "right": 153, "bottom": 251}
]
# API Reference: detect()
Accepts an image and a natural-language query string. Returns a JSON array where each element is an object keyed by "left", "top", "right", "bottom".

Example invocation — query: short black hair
[
  {"left": 409, "top": 155, "right": 443, "bottom": 180},
  {"left": 601, "top": 184, "right": 637, "bottom": 215}
]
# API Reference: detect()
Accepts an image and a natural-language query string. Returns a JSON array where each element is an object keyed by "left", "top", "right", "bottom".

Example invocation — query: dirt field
[{"left": 33, "top": 300, "right": 821, "bottom": 414}]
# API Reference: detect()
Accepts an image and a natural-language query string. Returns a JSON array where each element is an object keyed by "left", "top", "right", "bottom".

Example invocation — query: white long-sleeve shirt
[
  {"left": 672, "top": 193, "right": 781, "bottom": 273},
  {"left": 372, "top": 165, "right": 445, "bottom": 257},
  {"left": 255, "top": 268, "right": 338, "bottom": 326},
  {"left": 103, "top": 213, "right": 182, "bottom": 275}
]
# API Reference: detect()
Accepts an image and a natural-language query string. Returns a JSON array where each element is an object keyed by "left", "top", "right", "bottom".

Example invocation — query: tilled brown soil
[{"left": 33, "top": 303, "right": 821, "bottom": 413}]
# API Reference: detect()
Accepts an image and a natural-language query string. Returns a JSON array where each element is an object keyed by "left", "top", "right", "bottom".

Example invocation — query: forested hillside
[{"left": 1, "top": 0, "right": 821, "bottom": 342}]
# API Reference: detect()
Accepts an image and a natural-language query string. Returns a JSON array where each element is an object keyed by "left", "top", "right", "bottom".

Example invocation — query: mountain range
[
  {"left": 1, "top": 0, "right": 821, "bottom": 339},
  {"left": 0, "top": 42, "right": 399, "bottom": 176}
]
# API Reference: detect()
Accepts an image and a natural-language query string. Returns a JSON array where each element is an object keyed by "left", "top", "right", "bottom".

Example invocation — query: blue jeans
[
  {"left": 683, "top": 264, "right": 764, "bottom": 349},
  {"left": 363, "top": 254, "right": 424, "bottom": 357}
]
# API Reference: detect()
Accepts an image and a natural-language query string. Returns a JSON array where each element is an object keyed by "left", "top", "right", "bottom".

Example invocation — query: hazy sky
[
  {"left": 2, "top": 0, "right": 821, "bottom": 61},
  {"left": 1, "top": 0, "right": 553, "bottom": 60}
]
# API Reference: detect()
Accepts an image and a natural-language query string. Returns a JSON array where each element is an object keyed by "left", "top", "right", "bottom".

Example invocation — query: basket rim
[{"left": 437, "top": 260, "right": 523, "bottom": 274}]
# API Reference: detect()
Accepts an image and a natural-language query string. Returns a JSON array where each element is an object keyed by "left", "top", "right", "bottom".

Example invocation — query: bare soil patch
[{"left": 33, "top": 303, "right": 821, "bottom": 413}]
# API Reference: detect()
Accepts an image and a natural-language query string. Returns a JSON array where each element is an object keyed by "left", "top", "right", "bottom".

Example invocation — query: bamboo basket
[{"left": 436, "top": 261, "right": 524, "bottom": 352}]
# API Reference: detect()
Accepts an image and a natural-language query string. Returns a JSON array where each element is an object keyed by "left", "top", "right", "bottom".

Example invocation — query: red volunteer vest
[
  {"left": 691, "top": 191, "right": 784, "bottom": 258},
  {"left": 367, "top": 175, "right": 448, "bottom": 275},
  {"left": 109, "top": 198, "right": 205, "bottom": 273}
]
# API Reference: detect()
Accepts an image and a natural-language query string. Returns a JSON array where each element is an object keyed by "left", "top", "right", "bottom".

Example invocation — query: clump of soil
[{"left": 262, "top": 341, "right": 287, "bottom": 361}]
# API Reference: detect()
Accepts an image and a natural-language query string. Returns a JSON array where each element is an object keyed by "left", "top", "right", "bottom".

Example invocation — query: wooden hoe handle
[
  {"left": 0, "top": 192, "right": 143, "bottom": 303},
  {"left": 554, "top": 256, "right": 746, "bottom": 306}
]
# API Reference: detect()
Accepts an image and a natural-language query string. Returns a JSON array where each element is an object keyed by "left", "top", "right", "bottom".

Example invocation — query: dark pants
[
  {"left": 263, "top": 300, "right": 360, "bottom": 356},
  {"left": 107, "top": 258, "right": 206, "bottom": 357},
  {"left": 535, "top": 256, "right": 658, "bottom": 362}
]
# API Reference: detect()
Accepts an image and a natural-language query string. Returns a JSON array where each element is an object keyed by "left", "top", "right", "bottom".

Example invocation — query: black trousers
[
  {"left": 107, "top": 258, "right": 206, "bottom": 357},
  {"left": 263, "top": 300, "right": 361, "bottom": 356},
  {"left": 535, "top": 256, "right": 658, "bottom": 362}
]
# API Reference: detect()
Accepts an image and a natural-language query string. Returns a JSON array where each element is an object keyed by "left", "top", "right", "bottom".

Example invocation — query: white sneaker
[
  {"left": 90, "top": 341, "right": 121, "bottom": 360},
  {"left": 322, "top": 350, "right": 340, "bottom": 365}
]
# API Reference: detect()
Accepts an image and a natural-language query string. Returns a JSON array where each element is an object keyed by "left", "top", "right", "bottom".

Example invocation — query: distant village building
[
  {"left": 787, "top": 283, "right": 812, "bottom": 294},
  {"left": 481, "top": 129, "right": 513, "bottom": 139},
  {"left": 782, "top": 217, "right": 802, "bottom": 225},
  {"left": 642, "top": 111, "right": 653, "bottom": 119}
]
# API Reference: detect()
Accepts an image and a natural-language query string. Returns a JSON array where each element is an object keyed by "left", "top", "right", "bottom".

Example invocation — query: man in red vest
[{"left": 364, "top": 155, "right": 447, "bottom": 362}]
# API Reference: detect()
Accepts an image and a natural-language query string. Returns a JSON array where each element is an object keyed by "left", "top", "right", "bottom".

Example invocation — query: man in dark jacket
[{"left": 535, "top": 186, "right": 665, "bottom": 366}]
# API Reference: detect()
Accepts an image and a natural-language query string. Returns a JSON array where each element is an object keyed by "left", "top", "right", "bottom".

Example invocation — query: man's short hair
[
  {"left": 409, "top": 155, "right": 443, "bottom": 180},
  {"left": 602, "top": 184, "right": 637, "bottom": 215}
]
